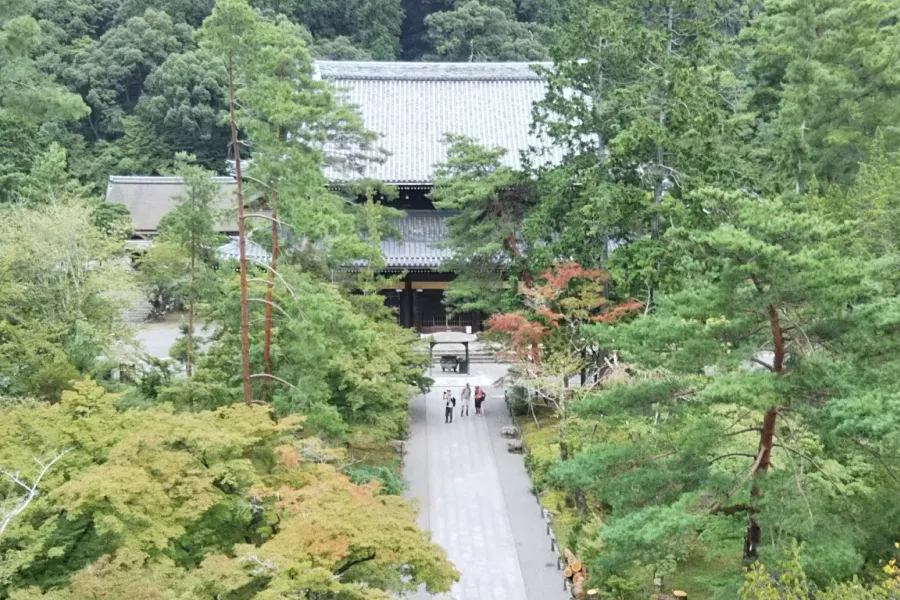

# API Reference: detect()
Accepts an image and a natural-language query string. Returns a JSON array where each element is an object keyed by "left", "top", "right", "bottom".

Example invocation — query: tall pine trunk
[
  {"left": 744, "top": 305, "right": 785, "bottom": 560},
  {"left": 227, "top": 55, "right": 253, "bottom": 406}
]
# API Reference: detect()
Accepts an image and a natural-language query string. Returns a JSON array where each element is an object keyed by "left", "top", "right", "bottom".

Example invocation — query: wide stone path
[{"left": 405, "top": 366, "right": 569, "bottom": 600}]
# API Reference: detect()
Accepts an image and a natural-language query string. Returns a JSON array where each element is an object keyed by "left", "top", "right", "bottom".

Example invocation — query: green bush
[
  {"left": 510, "top": 385, "right": 531, "bottom": 416},
  {"left": 344, "top": 463, "right": 406, "bottom": 496}
]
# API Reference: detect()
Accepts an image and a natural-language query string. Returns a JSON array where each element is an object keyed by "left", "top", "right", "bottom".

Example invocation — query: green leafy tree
[
  {"left": 0, "top": 379, "right": 457, "bottom": 598},
  {"left": 284, "top": 0, "right": 403, "bottom": 59},
  {"left": 548, "top": 189, "right": 900, "bottom": 592},
  {"left": 197, "top": 0, "right": 260, "bottom": 405},
  {"left": 312, "top": 35, "right": 374, "bottom": 60},
  {"left": 0, "top": 202, "right": 135, "bottom": 399},
  {"left": 741, "top": 543, "right": 900, "bottom": 600},
  {"left": 425, "top": 0, "right": 549, "bottom": 61},
  {"left": 61, "top": 9, "right": 192, "bottom": 139},
  {"left": 32, "top": 0, "right": 122, "bottom": 42},
  {"left": 431, "top": 135, "right": 539, "bottom": 314},
  {"left": 0, "top": 15, "right": 88, "bottom": 202},
  {"left": 131, "top": 49, "right": 231, "bottom": 172},
  {"left": 531, "top": 0, "right": 742, "bottom": 303},
  {"left": 192, "top": 266, "right": 428, "bottom": 438},
  {"left": 741, "top": 0, "right": 900, "bottom": 191},
  {"left": 154, "top": 157, "right": 221, "bottom": 377},
  {"left": 114, "top": 0, "right": 215, "bottom": 27},
  {"left": 220, "top": 8, "right": 377, "bottom": 397}
]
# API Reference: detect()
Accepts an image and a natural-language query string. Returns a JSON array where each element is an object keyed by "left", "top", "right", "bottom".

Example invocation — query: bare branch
[
  {"left": 250, "top": 373, "right": 302, "bottom": 395},
  {"left": 709, "top": 452, "right": 757, "bottom": 464},
  {"left": 709, "top": 447, "right": 765, "bottom": 513},
  {"left": 750, "top": 358, "right": 775, "bottom": 372},
  {"left": 725, "top": 427, "right": 763, "bottom": 437},
  {"left": 0, "top": 448, "right": 74, "bottom": 538},
  {"left": 333, "top": 551, "right": 377, "bottom": 578},
  {"left": 854, "top": 440, "right": 900, "bottom": 486},
  {"left": 247, "top": 261, "right": 302, "bottom": 303},
  {"left": 242, "top": 213, "right": 291, "bottom": 228},
  {"left": 247, "top": 298, "right": 295, "bottom": 321},
  {"left": 248, "top": 277, "right": 296, "bottom": 299}
]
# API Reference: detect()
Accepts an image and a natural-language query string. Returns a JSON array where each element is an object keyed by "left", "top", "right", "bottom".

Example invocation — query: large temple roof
[{"left": 317, "top": 61, "right": 552, "bottom": 185}]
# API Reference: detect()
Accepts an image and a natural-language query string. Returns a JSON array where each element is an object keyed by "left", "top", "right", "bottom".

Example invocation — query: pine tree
[
  {"left": 156, "top": 155, "right": 220, "bottom": 378},
  {"left": 531, "top": 0, "right": 743, "bottom": 303}
]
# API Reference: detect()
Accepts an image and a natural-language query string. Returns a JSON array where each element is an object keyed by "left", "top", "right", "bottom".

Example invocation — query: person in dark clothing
[{"left": 445, "top": 393, "right": 455, "bottom": 423}]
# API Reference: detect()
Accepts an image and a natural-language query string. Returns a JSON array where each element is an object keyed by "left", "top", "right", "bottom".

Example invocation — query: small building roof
[
  {"left": 216, "top": 236, "right": 271, "bottom": 264},
  {"left": 317, "top": 61, "right": 553, "bottom": 185},
  {"left": 106, "top": 176, "right": 238, "bottom": 233},
  {"left": 380, "top": 209, "right": 455, "bottom": 269}
]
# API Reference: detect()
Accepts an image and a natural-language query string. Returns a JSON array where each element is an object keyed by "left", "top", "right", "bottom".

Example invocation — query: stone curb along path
[{"left": 404, "top": 366, "right": 570, "bottom": 600}]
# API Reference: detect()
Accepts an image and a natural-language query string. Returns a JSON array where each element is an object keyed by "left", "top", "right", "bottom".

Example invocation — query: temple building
[{"left": 106, "top": 61, "right": 550, "bottom": 333}]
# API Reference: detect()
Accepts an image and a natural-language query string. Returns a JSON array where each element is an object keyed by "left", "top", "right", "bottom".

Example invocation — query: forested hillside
[{"left": 0, "top": 0, "right": 574, "bottom": 193}]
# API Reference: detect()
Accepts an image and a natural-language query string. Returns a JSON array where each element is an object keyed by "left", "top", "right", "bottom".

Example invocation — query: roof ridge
[
  {"left": 109, "top": 175, "right": 236, "bottom": 184},
  {"left": 316, "top": 60, "right": 550, "bottom": 82}
]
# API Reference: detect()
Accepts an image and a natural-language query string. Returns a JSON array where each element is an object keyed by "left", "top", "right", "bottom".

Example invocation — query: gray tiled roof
[
  {"left": 216, "top": 236, "right": 271, "bottom": 264},
  {"left": 380, "top": 209, "right": 455, "bottom": 269},
  {"left": 107, "top": 174, "right": 453, "bottom": 268},
  {"left": 106, "top": 176, "right": 238, "bottom": 233},
  {"left": 318, "top": 61, "right": 553, "bottom": 184}
]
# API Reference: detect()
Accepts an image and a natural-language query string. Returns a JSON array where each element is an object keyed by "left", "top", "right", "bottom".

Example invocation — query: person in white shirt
[
  {"left": 460, "top": 383, "right": 472, "bottom": 417},
  {"left": 445, "top": 392, "right": 455, "bottom": 423}
]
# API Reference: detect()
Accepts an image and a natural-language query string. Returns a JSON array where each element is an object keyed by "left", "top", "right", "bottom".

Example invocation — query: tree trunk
[
  {"left": 186, "top": 252, "right": 194, "bottom": 379},
  {"left": 647, "top": 1, "right": 674, "bottom": 313},
  {"left": 262, "top": 186, "right": 278, "bottom": 398},
  {"left": 227, "top": 56, "right": 253, "bottom": 407},
  {"left": 559, "top": 385, "right": 568, "bottom": 461},
  {"left": 744, "top": 405, "right": 777, "bottom": 561},
  {"left": 497, "top": 193, "right": 533, "bottom": 287},
  {"left": 768, "top": 304, "right": 785, "bottom": 373},
  {"left": 744, "top": 303, "right": 784, "bottom": 560}
]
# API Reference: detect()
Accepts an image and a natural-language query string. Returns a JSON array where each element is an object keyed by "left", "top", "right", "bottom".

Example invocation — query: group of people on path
[{"left": 444, "top": 383, "right": 486, "bottom": 423}]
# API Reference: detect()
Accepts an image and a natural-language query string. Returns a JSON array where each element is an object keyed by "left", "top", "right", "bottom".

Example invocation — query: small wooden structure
[{"left": 427, "top": 331, "right": 473, "bottom": 375}]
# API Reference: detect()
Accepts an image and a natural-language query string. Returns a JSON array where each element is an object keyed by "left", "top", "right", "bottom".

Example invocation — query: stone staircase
[{"left": 122, "top": 301, "right": 154, "bottom": 325}]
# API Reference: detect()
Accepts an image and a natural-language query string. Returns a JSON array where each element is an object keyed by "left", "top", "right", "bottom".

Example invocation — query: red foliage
[
  {"left": 535, "top": 262, "right": 606, "bottom": 298},
  {"left": 592, "top": 299, "right": 644, "bottom": 323},
  {"left": 487, "top": 312, "right": 548, "bottom": 346},
  {"left": 535, "top": 305, "right": 564, "bottom": 328}
]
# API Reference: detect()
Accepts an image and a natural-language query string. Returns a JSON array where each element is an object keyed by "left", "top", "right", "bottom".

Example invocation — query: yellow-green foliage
[
  {"left": 0, "top": 379, "right": 456, "bottom": 599},
  {"left": 741, "top": 543, "right": 900, "bottom": 600}
]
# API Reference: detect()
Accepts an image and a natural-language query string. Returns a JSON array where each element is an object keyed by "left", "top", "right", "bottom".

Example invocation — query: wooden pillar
[
  {"left": 412, "top": 284, "right": 420, "bottom": 331},
  {"left": 403, "top": 277, "right": 413, "bottom": 329}
]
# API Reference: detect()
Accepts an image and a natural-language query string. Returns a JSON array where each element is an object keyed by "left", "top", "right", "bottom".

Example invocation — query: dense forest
[
  {"left": 2, "top": 0, "right": 900, "bottom": 599},
  {"left": 431, "top": 0, "right": 900, "bottom": 597}
]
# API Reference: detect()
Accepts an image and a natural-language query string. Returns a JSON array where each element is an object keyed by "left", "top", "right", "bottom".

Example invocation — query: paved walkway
[{"left": 405, "top": 365, "right": 568, "bottom": 600}]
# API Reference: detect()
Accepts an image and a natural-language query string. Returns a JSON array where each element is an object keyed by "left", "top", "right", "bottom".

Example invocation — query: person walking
[
  {"left": 445, "top": 392, "right": 455, "bottom": 423},
  {"left": 460, "top": 383, "right": 472, "bottom": 417},
  {"left": 474, "top": 386, "right": 486, "bottom": 415}
]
